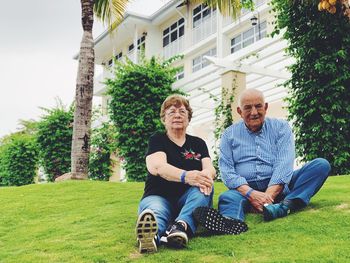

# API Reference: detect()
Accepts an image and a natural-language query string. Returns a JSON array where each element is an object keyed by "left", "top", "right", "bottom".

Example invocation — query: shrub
[
  {"left": 0, "top": 133, "right": 38, "bottom": 186},
  {"left": 89, "top": 122, "right": 118, "bottom": 181},
  {"left": 107, "top": 56, "right": 184, "bottom": 181},
  {"left": 271, "top": 0, "right": 350, "bottom": 175},
  {"left": 36, "top": 105, "right": 74, "bottom": 181}
]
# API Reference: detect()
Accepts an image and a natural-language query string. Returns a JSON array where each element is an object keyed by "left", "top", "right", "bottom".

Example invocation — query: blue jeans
[
  {"left": 218, "top": 158, "right": 331, "bottom": 221},
  {"left": 138, "top": 186, "right": 213, "bottom": 239}
]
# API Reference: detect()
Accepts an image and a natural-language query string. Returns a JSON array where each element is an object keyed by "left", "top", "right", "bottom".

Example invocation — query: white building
[{"left": 92, "top": 0, "right": 294, "bottom": 179}]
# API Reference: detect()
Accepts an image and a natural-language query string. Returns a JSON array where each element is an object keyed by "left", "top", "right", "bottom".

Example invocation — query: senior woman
[{"left": 136, "top": 94, "right": 216, "bottom": 253}]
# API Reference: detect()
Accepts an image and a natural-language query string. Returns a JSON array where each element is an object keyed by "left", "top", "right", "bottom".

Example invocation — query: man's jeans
[
  {"left": 138, "top": 186, "right": 213, "bottom": 239},
  {"left": 218, "top": 158, "right": 331, "bottom": 221}
]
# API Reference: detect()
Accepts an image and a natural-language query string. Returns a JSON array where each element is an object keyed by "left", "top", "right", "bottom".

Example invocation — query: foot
[
  {"left": 193, "top": 207, "right": 248, "bottom": 235},
  {"left": 166, "top": 222, "right": 188, "bottom": 248},
  {"left": 136, "top": 209, "right": 158, "bottom": 253},
  {"left": 263, "top": 203, "right": 290, "bottom": 221}
]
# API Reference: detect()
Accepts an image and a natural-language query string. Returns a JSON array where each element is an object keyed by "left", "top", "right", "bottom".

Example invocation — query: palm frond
[
  {"left": 191, "top": 0, "right": 243, "bottom": 18},
  {"left": 94, "top": 0, "right": 129, "bottom": 30}
]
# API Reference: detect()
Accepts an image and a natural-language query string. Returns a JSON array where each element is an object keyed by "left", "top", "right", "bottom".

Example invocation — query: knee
[
  {"left": 219, "top": 190, "right": 243, "bottom": 204},
  {"left": 313, "top": 158, "right": 331, "bottom": 176}
]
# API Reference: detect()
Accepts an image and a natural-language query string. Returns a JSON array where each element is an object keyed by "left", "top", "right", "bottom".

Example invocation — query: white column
[
  {"left": 221, "top": 70, "right": 246, "bottom": 122},
  {"left": 133, "top": 25, "right": 138, "bottom": 64},
  {"left": 216, "top": 8, "right": 223, "bottom": 58}
]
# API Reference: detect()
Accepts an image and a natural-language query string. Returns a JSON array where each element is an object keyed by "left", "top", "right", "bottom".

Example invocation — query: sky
[{"left": 0, "top": 0, "right": 169, "bottom": 138}]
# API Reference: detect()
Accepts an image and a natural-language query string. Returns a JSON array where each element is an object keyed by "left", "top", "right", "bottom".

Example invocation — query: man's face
[{"left": 237, "top": 94, "right": 268, "bottom": 132}]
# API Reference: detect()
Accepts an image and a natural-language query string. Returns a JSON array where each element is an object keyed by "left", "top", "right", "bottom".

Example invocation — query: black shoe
[
  {"left": 193, "top": 207, "right": 248, "bottom": 235},
  {"left": 136, "top": 209, "right": 158, "bottom": 253},
  {"left": 166, "top": 222, "right": 188, "bottom": 248}
]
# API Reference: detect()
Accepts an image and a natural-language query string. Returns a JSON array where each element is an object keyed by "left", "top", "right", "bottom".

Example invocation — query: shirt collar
[{"left": 243, "top": 120, "right": 266, "bottom": 135}]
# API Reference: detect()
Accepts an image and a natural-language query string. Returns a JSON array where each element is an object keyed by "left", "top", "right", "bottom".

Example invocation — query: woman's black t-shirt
[{"left": 142, "top": 132, "right": 210, "bottom": 201}]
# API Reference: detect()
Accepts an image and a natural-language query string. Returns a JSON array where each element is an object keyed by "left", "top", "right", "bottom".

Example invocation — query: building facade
[{"left": 92, "top": 0, "right": 294, "bottom": 179}]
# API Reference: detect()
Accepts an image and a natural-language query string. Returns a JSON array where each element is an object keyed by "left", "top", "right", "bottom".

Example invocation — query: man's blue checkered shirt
[{"left": 219, "top": 117, "right": 295, "bottom": 190}]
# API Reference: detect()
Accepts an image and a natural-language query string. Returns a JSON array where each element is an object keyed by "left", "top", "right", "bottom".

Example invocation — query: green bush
[
  {"left": 36, "top": 106, "right": 74, "bottom": 181},
  {"left": 107, "top": 56, "right": 184, "bottom": 181},
  {"left": 271, "top": 0, "right": 350, "bottom": 175},
  {"left": 89, "top": 122, "right": 118, "bottom": 181},
  {"left": 0, "top": 133, "right": 38, "bottom": 186}
]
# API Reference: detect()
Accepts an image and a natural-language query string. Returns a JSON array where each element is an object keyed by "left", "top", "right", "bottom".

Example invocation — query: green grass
[{"left": 1, "top": 176, "right": 349, "bottom": 263}]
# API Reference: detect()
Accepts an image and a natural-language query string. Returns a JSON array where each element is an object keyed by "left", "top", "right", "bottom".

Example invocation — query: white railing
[
  {"left": 192, "top": 11, "right": 217, "bottom": 45},
  {"left": 126, "top": 50, "right": 142, "bottom": 63},
  {"left": 94, "top": 69, "right": 114, "bottom": 95},
  {"left": 223, "top": 0, "right": 266, "bottom": 27},
  {"left": 163, "top": 36, "right": 185, "bottom": 59}
]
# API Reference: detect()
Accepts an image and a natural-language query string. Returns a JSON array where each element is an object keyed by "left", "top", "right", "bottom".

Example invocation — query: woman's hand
[{"left": 185, "top": 170, "right": 213, "bottom": 195}]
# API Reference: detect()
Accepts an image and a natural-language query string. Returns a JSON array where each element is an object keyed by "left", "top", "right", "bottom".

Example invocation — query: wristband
[
  {"left": 245, "top": 188, "right": 254, "bottom": 198},
  {"left": 180, "top": 170, "right": 187, "bottom": 184}
]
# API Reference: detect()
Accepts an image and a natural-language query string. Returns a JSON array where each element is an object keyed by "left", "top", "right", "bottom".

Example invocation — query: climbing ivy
[
  {"left": 107, "top": 56, "right": 184, "bottom": 181},
  {"left": 271, "top": 0, "right": 350, "bottom": 174}
]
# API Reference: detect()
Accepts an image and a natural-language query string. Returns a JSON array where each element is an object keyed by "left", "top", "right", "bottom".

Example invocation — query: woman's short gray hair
[{"left": 160, "top": 94, "right": 193, "bottom": 122}]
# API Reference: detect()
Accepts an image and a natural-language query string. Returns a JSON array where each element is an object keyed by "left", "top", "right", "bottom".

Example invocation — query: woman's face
[{"left": 164, "top": 104, "right": 189, "bottom": 132}]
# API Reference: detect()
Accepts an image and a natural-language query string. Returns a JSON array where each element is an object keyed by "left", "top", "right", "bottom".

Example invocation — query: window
[
  {"left": 115, "top": 52, "right": 122, "bottom": 61},
  {"left": 128, "top": 35, "right": 146, "bottom": 52},
  {"left": 192, "top": 48, "right": 217, "bottom": 72},
  {"left": 175, "top": 66, "right": 184, "bottom": 80},
  {"left": 230, "top": 21, "right": 267, "bottom": 54},
  {"left": 108, "top": 59, "right": 113, "bottom": 67},
  {"left": 193, "top": 4, "right": 216, "bottom": 28},
  {"left": 163, "top": 18, "right": 185, "bottom": 47},
  {"left": 106, "top": 52, "right": 123, "bottom": 67}
]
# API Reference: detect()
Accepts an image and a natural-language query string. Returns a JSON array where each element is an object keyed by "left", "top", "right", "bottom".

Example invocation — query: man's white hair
[{"left": 238, "top": 88, "right": 265, "bottom": 107}]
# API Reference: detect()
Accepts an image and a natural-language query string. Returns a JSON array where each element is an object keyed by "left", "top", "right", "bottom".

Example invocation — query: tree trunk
[{"left": 71, "top": 0, "right": 95, "bottom": 179}]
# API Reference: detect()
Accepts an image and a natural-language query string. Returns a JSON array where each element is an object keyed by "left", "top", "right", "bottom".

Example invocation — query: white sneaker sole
[{"left": 136, "top": 209, "right": 158, "bottom": 253}]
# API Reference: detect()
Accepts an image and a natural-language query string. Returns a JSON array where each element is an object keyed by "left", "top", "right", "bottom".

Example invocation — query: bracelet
[
  {"left": 245, "top": 188, "right": 254, "bottom": 198},
  {"left": 180, "top": 170, "right": 187, "bottom": 184}
]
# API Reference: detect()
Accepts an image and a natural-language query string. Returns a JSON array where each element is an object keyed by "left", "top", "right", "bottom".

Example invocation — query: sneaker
[
  {"left": 136, "top": 209, "right": 158, "bottom": 253},
  {"left": 263, "top": 203, "right": 290, "bottom": 222},
  {"left": 193, "top": 207, "right": 248, "bottom": 235},
  {"left": 166, "top": 222, "right": 188, "bottom": 248}
]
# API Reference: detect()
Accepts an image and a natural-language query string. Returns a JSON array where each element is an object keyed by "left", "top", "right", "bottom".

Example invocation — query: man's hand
[
  {"left": 265, "top": 184, "right": 284, "bottom": 201},
  {"left": 185, "top": 170, "right": 214, "bottom": 196},
  {"left": 248, "top": 190, "right": 274, "bottom": 212}
]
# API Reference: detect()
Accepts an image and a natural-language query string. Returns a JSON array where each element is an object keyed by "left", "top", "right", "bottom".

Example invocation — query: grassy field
[{"left": 0, "top": 176, "right": 349, "bottom": 263}]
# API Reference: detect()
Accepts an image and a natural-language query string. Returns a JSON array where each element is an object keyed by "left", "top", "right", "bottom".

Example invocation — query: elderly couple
[{"left": 136, "top": 91, "right": 330, "bottom": 253}]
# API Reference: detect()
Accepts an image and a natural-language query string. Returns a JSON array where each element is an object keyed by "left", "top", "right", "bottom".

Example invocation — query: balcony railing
[
  {"left": 126, "top": 50, "right": 142, "bottom": 63},
  {"left": 192, "top": 11, "right": 217, "bottom": 45},
  {"left": 163, "top": 36, "right": 185, "bottom": 59},
  {"left": 223, "top": 0, "right": 266, "bottom": 27}
]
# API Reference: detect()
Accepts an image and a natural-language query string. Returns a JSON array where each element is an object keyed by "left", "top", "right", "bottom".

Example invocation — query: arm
[
  {"left": 201, "top": 157, "right": 216, "bottom": 179},
  {"left": 268, "top": 121, "right": 295, "bottom": 191}
]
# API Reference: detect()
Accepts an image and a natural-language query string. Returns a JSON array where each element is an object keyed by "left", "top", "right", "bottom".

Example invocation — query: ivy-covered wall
[
  {"left": 107, "top": 57, "right": 184, "bottom": 181},
  {"left": 271, "top": 0, "right": 350, "bottom": 174}
]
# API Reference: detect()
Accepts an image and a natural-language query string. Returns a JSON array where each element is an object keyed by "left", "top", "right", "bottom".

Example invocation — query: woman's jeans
[{"left": 138, "top": 186, "right": 213, "bottom": 239}]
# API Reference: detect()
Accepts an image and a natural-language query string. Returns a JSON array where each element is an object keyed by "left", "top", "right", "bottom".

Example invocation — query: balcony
[
  {"left": 94, "top": 69, "right": 114, "bottom": 96},
  {"left": 163, "top": 36, "right": 185, "bottom": 59},
  {"left": 223, "top": 0, "right": 266, "bottom": 27},
  {"left": 192, "top": 11, "right": 217, "bottom": 45}
]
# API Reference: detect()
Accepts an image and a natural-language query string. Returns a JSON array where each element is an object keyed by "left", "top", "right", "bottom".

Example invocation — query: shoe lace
[{"left": 172, "top": 221, "right": 186, "bottom": 232}]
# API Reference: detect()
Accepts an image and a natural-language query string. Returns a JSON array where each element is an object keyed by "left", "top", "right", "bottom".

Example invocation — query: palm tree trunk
[{"left": 71, "top": 0, "right": 95, "bottom": 179}]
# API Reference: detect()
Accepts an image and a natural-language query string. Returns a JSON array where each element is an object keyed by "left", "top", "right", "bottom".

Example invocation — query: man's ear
[
  {"left": 265, "top": 102, "right": 268, "bottom": 111},
  {"left": 237, "top": 107, "right": 242, "bottom": 116}
]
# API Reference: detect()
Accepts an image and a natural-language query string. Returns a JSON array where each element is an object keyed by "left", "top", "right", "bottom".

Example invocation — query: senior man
[{"left": 194, "top": 88, "right": 330, "bottom": 234}]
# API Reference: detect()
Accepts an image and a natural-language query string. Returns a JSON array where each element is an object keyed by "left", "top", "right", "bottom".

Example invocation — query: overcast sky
[{"left": 0, "top": 0, "right": 169, "bottom": 138}]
